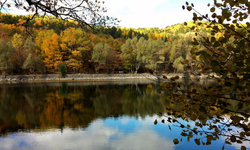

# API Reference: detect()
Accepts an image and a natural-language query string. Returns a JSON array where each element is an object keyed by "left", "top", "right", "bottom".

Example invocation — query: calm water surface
[{"left": 0, "top": 80, "right": 246, "bottom": 150}]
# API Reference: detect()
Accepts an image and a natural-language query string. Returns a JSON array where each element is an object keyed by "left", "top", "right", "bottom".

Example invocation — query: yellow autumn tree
[
  {"left": 61, "top": 27, "right": 92, "bottom": 73},
  {"left": 41, "top": 33, "right": 62, "bottom": 72},
  {"left": 11, "top": 33, "right": 25, "bottom": 71},
  {"left": 35, "top": 30, "right": 55, "bottom": 55}
]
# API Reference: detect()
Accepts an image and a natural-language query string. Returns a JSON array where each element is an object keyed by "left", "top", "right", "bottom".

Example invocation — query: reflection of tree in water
[
  {"left": 121, "top": 85, "right": 165, "bottom": 119},
  {"left": 90, "top": 83, "right": 165, "bottom": 119},
  {"left": 91, "top": 84, "right": 125, "bottom": 118},
  {"left": 0, "top": 82, "right": 166, "bottom": 136},
  {"left": 59, "top": 82, "right": 68, "bottom": 96},
  {"left": 0, "top": 83, "right": 96, "bottom": 135},
  {"left": 0, "top": 85, "right": 47, "bottom": 135}
]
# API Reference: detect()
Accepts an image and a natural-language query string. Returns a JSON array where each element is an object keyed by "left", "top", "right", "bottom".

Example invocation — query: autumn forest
[{"left": 0, "top": 13, "right": 213, "bottom": 75}]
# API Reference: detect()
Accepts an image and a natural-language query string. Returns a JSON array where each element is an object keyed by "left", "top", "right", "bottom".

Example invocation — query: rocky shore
[{"left": 0, "top": 73, "right": 185, "bottom": 83}]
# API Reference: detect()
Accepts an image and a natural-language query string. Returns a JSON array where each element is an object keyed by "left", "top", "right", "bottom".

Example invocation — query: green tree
[
  {"left": 0, "top": 40, "right": 15, "bottom": 75},
  {"left": 159, "top": 41, "right": 171, "bottom": 72},
  {"left": 22, "top": 37, "right": 44, "bottom": 74},
  {"left": 134, "top": 37, "right": 147, "bottom": 73},
  {"left": 58, "top": 63, "right": 67, "bottom": 77},
  {"left": 23, "top": 54, "right": 44, "bottom": 74},
  {"left": 92, "top": 43, "right": 110, "bottom": 73},
  {"left": 169, "top": 40, "right": 182, "bottom": 63},
  {"left": 121, "top": 38, "right": 137, "bottom": 73},
  {"left": 144, "top": 39, "right": 159, "bottom": 70},
  {"left": 173, "top": 56, "right": 184, "bottom": 72}
]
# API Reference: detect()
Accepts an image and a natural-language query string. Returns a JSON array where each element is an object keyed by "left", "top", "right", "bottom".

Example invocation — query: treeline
[{"left": 0, "top": 13, "right": 225, "bottom": 75}]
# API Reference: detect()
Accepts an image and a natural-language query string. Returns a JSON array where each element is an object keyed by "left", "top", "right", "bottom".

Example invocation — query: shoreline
[{"left": 0, "top": 73, "right": 185, "bottom": 83}]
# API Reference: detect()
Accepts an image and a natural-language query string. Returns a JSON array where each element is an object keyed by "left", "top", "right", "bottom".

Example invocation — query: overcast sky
[{"left": 105, "top": 0, "right": 213, "bottom": 28}]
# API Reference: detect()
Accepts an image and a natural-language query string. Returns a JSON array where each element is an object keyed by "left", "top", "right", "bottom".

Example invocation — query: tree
[
  {"left": 134, "top": 37, "right": 146, "bottom": 73},
  {"left": 22, "top": 36, "right": 44, "bottom": 74},
  {"left": 41, "top": 33, "right": 62, "bottom": 72},
  {"left": 0, "top": 0, "right": 118, "bottom": 28},
  {"left": 11, "top": 33, "right": 25, "bottom": 73},
  {"left": 159, "top": 41, "right": 171, "bottom": 72},
  {"left": 169, "top": 40, "right": 182, "bottom": 63},
  {"left": 173, "top": 56, "right": 184, "bottom": 72},
  {"left": 121, "top": 38, "right": 137, "bottom": 73},
  {"left": 0, "top": 40, "right": 15, "bottom": 75},
  {"left": 23, "top": 53, "right": 44, "bottom": 74},
  {"left": 35, "top": 30, "right": 55, "bottom": 54},
  {"left": 92, "top": 42, "right": 110, "bottom": 73},
  {"left": 60, "top": 27, "right": 87, "bottom": 73},
  {"left": 152, "top": 1, "right": 250, "bottom": 149},
  {"left": 58, "top": 63, "right": 67, "bottom": 77},
  {"left": 144, "top": 38, "right": 159, "bottom": 71}
]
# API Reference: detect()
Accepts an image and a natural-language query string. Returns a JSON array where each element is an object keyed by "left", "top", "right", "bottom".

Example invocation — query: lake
[{"left": 0, "top": 80, "right": 246, "bottom": 150}]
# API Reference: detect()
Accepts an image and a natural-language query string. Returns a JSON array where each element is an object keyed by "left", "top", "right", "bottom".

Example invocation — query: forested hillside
[{"left": 0, "top": 13, "right": 231, "bottom": 75}]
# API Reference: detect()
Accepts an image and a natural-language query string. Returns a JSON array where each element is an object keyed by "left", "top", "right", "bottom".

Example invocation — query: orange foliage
[
  {"left": 17, "top": 19, "right": 26, "bottom": 26},
  {"left": 42, "top": 33, "right": 62, "bottom": 70},
  {"left": 168, "top": 37, "right": 172, "bottom": 42}
]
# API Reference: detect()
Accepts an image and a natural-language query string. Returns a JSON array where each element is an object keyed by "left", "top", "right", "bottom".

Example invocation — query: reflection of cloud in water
[
  {"left": 0, "top": 119, "right": 174, "bottom": 150},
  {"left": 137, "top": 115, "right": 167, "bottom": 126},
  {"left": 121, "top": 117, "right": 130, "bottom": 125},
  {"left": 230, "top": 141, "right": 250, "bottom": 150},
  {"left": 217, "top": 115, "right": 250, "bottom": 150},
  {"left": 0, "top": 121, "right": 116, "bottom": 150},
  {"left": 111, "top": 129, "right": 174, "bottom": 150}
]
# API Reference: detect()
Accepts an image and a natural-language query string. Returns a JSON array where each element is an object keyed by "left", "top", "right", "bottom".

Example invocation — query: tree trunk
[
  {"left": 105, "top": 60, "right": 109, "bottom": 74},
  {"left": 135, "top": 62, "right": 141, "bottom": 74},
  {"left": 95, "top": 63, "right": 99, "bottom": 74}
]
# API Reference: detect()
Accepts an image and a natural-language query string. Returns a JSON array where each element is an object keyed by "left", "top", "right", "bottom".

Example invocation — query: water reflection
[
  {"left": 0, "top": 116, "right": 175, "bottom": 150},
  {"left": 0, "top": 80, "right": 246, "bottom": 150},
  {"left": 0, "top": 81, "right": 162, "bottom": 135}
]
